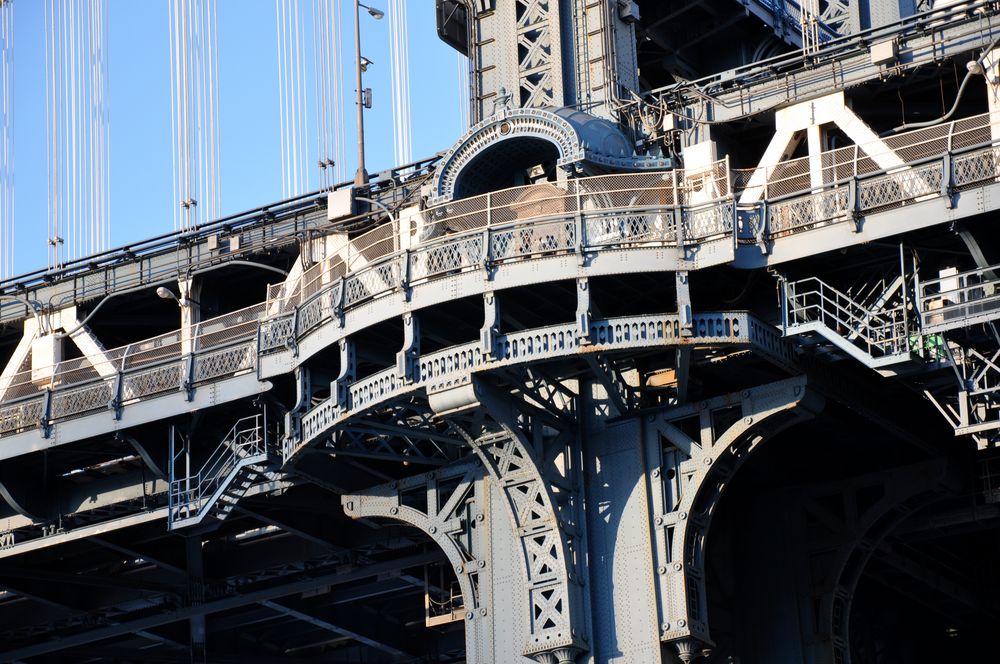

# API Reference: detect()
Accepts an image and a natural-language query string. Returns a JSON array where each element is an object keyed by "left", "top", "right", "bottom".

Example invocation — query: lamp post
[{"left": 354, "top": 1, "right": 384, "bottom": 186}]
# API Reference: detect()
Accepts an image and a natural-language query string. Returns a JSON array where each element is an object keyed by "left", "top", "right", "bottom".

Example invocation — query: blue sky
[{"left": 9, "top": 0, "right": 466, "bottom": 275}]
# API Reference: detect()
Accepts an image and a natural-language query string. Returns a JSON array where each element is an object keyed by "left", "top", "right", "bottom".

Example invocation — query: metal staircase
[
  {"left": 785, "top": 265, "right": 1000, "bottom": 447},
  {"left": 168, "top": 413, "right": 277, "bottom": 530},
  {"left": 783, "top": 276, "right": 914, "bottom": 372}
]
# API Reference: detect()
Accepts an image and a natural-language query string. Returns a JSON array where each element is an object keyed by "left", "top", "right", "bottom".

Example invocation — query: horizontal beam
[
  {"left": 0, "top": 550, "right": 444, "bottom": 662},
  {"left": 260, "top": 600, "right": 415, "bottom": 658}
]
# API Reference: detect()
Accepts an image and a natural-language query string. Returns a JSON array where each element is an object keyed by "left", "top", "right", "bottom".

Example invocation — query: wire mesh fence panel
[
  {"left": 583, "top": 209, "right": 676, "bottom": 247},
  {"left": 409, "top": 234, "right": 485, "bottom": 281},
  {"left": 122, "top": 332, "right": 184, "bottom": 372},
  {"left": 194, "top": 303, "right": 265, "bottom": 351},
  {"left": 857, "top": 161, "right": 942, "bottom": 211},
  {"left": 489, "top": 219, "right": 576, "bottom": 262},
  {"left": 194, "top": 343, "right": 256, "bottom": 383},
  {"left": 682, "top": 201, "right": 734, "bottom": 240},
  {"left": 121, "top": 362, "right": 184, "bottom": 401},
  {"left": 50, "top": 380, "right": 115, "bottom": 420},
  {"left": 769, "top": 188, "right": 849, "bottom": 236},
  {"left": 953, "top": 145, "right": 1000, "bottom": 189},
  {"left": 951, "top": 113, "right": 992, "bottom": 151},
  {"left": 0, "top": 398, "right": 45, "bottom": 436},
  {"left": 343, "top": 258, "right": 401, "bottom": 308},
  {"left": 258, "top": 314, "right": 295, "bottom": 352}
]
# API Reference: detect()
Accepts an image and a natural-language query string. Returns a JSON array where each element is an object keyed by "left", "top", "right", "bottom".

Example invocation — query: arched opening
[
  {"left": 452, "top": 136, "right": 560, "bottom": 199},
  {"left": 701, "top": 403, "right": 996, "bottom": 663}
]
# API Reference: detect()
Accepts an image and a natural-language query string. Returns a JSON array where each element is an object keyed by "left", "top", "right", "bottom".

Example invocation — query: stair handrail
[
  {"left": 787, "top": 277, "right": 898, "bottom": 332},
  {"left": 785, "top": 277, "right": 911, "bottom": 357},
  {"left": 169, "top": 413, "right": 266, "bottom": 520}
]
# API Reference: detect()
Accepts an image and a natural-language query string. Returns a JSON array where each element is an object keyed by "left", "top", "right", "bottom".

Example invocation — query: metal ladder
[{"left": 168, "top": 411, "right": 277, "bottom": 530}]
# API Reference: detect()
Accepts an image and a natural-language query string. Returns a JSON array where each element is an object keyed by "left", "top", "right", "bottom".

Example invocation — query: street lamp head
[
  {"left": 156, "top": 286, "right": 178, "bottom": 302},
  {"left": 366, "top": 7, "right": 384, "bottom": 19},
  {"left": 360, "top": 56, "right": 373, "bottom": 72}
]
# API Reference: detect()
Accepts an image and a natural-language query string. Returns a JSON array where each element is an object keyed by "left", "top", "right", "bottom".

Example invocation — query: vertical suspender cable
[
  {"left": 208, "top": 0, "right": 220, "bottom": 221},
  {"left": 170, "top": 0, "right": 220, "bottom": 230},
  {"left": 333, "top": 0, "right": 344, "bottom": 184},
  {"left": 313, "top": 0, "right": 343, "bottom": 189},
  {"left": 389, "top": 0, "right": 411, "bottom": 168},
  {"left": 168, "top": 0, "right": 181, "bottom": 230},
  {"left": 277, "top": 0, "right": 308, "bottom": 198},
  {"left": 45, "top": 0, "right": 58, "bottom": 269},
  {"left": 312, "top": 0, "right": 326, "bottom": 190},
  {"left": 0, "top": 0, "right": 13, "bottom": 278},
  {"left": 68, "top": 0, "right": 77, "bottom": 261}
]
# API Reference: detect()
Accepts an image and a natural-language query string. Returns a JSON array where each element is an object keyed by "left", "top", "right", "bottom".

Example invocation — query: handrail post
[
  {"left": 900, "top": 242, "right": 910, "bottom": 355},
  {"left": 400, "top": 250, "right": 411, "bottom": 301},
  {"left": 941, "top": 152, "right": 954, "bottom": 208},
  {"left": 486, "top": 192, "right": 492, "bottom": 228},
  {"left": 781, "top": 277, "right": 789, "bottom": 334},
  {"left": 336, "top": 275, "right": 347, "bottom": 328},
  {"left": 40, "top": 388, "right": 53, "bottom": 438},
  {"left": 482, "top": 227, "right": 492, "bottom": 275}
]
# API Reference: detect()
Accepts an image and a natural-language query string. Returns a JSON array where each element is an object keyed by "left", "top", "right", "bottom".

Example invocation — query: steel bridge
[{"left": 2, "top": 1, "right": 1000, "bottom": 662}]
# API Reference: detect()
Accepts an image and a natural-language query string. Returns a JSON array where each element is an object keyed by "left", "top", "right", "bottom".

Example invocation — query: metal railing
[
  {"left": 286, "top": 311, "right": 793, "bottom": 461},
  {"left": 919, "top": 264, "right": 1000, "bottom": 334},
  {"left": 168, "top": 413, "right": 270, "bottom": 527},
  {"left": 784, "top": 277, "right": 911, "bottom": 360},
  {"left": 265, "top": 165, "right": 734, "bottom": 311},
  {"left": 0, "top": 303, "right": 264, "bottom": 439}
]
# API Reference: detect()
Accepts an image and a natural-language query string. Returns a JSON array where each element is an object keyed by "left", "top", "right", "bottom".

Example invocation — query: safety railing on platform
[
  {"left": 168, "top": 412, "right": 272, "bottom": 528},
  {"left": 0, "top": 303, "right": 265, "bottom": 439},
  {"left": 265, "top": 166, "right": 734, "bottom": 313},
  {"left": 783, "top": 277, "right": 911, "bottom": 363},
  {"left": 919, "top": 264, "right": 1000, "bottom": 334},
  {"left": 733, "top": 113, "right": 992, "bottom": 199}
]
